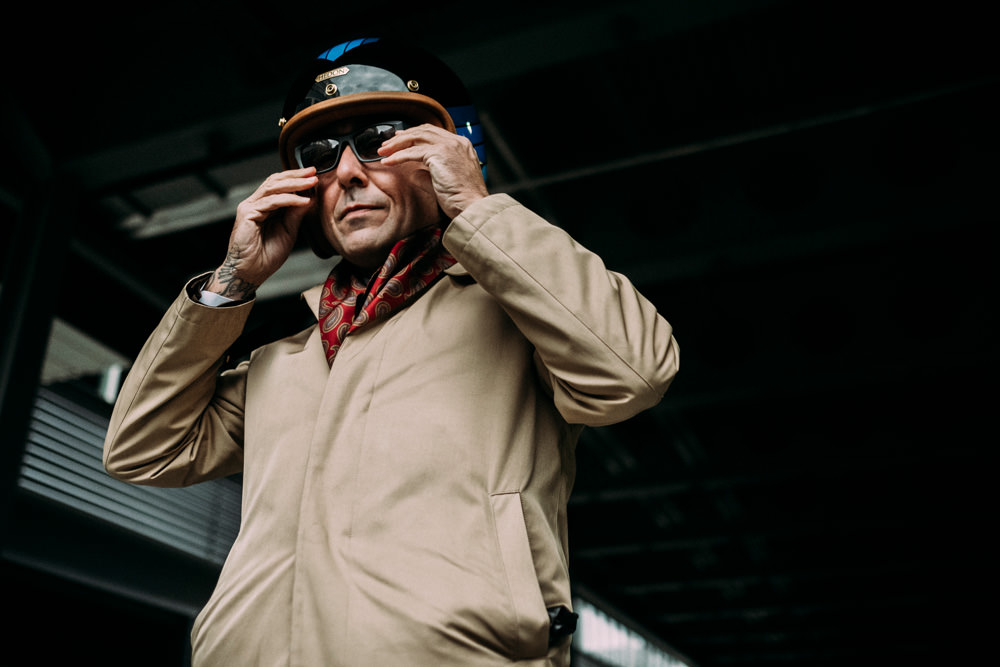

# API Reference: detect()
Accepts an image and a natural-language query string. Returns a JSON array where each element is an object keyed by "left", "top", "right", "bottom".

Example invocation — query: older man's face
[{"left": 313, "top": 119, "right": 440, "bottom": 270}]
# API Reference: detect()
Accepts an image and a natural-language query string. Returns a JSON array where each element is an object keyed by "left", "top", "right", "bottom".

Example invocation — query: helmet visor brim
[{"left": 278, "top": 92, "right": 455, "bottom": 170}]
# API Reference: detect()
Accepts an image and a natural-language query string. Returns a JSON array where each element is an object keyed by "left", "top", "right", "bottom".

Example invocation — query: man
[{"left": 104, "top": 38, "right": 679, "bottom": 666}]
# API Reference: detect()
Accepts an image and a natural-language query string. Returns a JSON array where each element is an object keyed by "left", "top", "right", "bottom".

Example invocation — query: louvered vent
[{"left": 19, "top": 387, "right": 241, "bottom": 565}]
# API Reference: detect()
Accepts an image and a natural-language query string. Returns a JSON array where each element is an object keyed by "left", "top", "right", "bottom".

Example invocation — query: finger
[
  {"left": 379, "top": 137, "right": 476, "bottom": 166},
  {"left": 378, "top": 125, "right": 461, "bottom": 154},
  {"left": 237, "top": 192, "right": 314, "bottom": 230},
  {"left": 254, "top": 169, "right": 318, "bottom": 199},
  {"left": 270, "top": 166, "right": 318, "bottom": 181},
  {"left": 254, "top": 192, "right": 315, "bottom": 218},
  {"left": 280, "top": 196, "right": 312, "bottom": 233},
  {"left": 378, "top": 143, "right": 432, "bottom": 167},
  {"left": 381, "top": 146, "right": 482, "bottom": 181}
]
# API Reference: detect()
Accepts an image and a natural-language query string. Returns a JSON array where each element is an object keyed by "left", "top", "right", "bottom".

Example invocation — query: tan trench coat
[{"left": 104, "top": 194, "right": 679, "bottom": 666}]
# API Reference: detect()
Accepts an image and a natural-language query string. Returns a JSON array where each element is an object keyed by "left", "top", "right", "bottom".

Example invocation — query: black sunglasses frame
[{"left": 294, "top": 121, "right": 411, "bottom": 173}]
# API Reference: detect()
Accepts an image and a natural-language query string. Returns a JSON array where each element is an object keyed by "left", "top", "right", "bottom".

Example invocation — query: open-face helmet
[{"left": 277, "top": 37, "right": 486, "bottom": 174}]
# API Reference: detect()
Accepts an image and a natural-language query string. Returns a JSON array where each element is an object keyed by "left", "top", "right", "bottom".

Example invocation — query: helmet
[
  {"left": 277, "top": 38, "right": 486, "bottom": 259},
  {"left": 277, "top": 37, "right": 486, "bottom": 174}
]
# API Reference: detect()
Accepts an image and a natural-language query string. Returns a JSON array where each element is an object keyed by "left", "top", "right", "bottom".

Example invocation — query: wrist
[
  {"left": 444, "top": 191, "right": 489, "bottom": 220},
  {"left": 206, "top": 263, "right": 260, "bottom": 302}
]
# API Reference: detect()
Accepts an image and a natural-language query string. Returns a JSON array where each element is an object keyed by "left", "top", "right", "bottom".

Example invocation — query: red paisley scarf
[{"left": 318, "top": 227, "right": 455, "bottom": 365}]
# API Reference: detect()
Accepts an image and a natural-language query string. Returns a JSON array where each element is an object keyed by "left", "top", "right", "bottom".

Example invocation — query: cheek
[
  {"left": 317, "top": 184, "right": 341, "bottom": 216},
  {"left": 313, "top": 189, "right": 344, "bottom": 247},
  {"left": 404, "top": 172, "right": 441, "bottom": 217}
]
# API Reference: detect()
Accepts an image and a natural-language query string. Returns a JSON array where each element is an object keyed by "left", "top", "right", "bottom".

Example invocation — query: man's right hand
[{"left": 203, "top": 168, "right": 319, "bottom": 301}]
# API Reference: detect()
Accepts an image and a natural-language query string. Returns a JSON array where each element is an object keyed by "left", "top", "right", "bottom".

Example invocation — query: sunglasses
[{"left": 294, "top": 121, "right": 411, "bottom": 173}]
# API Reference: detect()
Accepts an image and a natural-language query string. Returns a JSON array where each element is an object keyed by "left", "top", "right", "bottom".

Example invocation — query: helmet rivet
[
  {"left": 325, "top": 83, "right": 338, "bottom": 96},
  {"left": 407, "top": 80, "right": 420, "bottom": 92},
  {"left": 278, "top": 117, "right": 286, "bottom": 128}
]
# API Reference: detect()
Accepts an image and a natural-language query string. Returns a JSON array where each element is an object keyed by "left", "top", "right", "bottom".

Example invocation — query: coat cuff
[
  {"left": 174, "top": 273, "right": 255, "bottom": 343},
  {"left": 443, "top": 194, "right": 522, "bottom": 253}
]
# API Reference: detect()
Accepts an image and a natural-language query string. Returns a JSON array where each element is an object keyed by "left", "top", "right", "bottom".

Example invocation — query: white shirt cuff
[{"left": 198, "top": 290, "right": 236, "bottom": 307}]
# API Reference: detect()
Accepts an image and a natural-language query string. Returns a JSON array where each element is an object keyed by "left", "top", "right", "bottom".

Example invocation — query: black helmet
[{"left": 277, "top": 38, "right": 486, "bottom": 173}]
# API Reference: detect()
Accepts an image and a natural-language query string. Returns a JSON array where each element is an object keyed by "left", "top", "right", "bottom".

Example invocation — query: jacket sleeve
[
  {"left": 103, "top": 276, "right": 252, "bottom": 487},
  {"left": 443, "top": 194, "right": 679, "bottom": 426}
]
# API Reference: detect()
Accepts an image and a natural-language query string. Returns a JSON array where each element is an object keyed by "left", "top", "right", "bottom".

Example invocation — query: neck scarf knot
[{"left": 318, "top": 227, "right": 455, "bottom": 365}]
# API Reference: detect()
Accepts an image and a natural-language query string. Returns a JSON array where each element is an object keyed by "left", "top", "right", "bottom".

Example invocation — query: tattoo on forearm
[{"left": 212, "top": 249, "right": 259, "bottom": 301}]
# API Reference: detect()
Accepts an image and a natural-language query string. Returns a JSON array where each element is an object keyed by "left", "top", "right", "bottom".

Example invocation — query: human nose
[{"left": 334, "top": 144, "right": 369, "bottom": 187}]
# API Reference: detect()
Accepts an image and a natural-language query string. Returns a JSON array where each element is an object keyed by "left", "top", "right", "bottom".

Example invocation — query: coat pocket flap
[{"left": 490, "top": 491, "right": 550, "bottom": 658}]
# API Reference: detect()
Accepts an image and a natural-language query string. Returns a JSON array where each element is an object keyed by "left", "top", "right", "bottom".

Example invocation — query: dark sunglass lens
[
  {"left": 299, "top": 139, "right": 342, "bottom": 172},
  {"left": 353, "top": 124, "right": 399, "bottom": 160}
]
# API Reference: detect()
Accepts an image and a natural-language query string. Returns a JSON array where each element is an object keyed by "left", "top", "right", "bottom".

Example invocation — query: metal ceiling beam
[
  {"left": 570, "top": 513, "right": 950, "bottom": 559},
  {"left": 656, "top": 593, "right": 932, "bottom": 625},
  {"left": 494, "top": 79, "right": 994, "bottom": 197},
  {"left": 569, "top": 446, "right": 979, "bottom": 506},
  {"left": 614, "top": 561, "right": 925, "bottom": 596}
]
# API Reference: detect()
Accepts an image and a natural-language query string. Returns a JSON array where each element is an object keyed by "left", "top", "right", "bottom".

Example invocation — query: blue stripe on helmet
[
  {"left": 447, "top": 104, "right": 486, "bottom": 164},
  {"left": 318, "top": 37, "right": 380, "bottom": 63},
  {"left": 455, "top": 121, "right": 483, "bottom": 146},
  {"left": 446, "top": 104, "right": 478, "bottom": 127},
  {"left": 447, "top": 104, "right": 487, "bottom": 179}
]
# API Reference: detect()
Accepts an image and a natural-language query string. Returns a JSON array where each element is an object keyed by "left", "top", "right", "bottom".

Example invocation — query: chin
[{"left": 339, "top": 240, "right": 397, "bottom": 270}]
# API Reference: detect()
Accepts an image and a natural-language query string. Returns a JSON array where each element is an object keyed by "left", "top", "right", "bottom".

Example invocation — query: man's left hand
[{"left": 378, "top": 124, "right": 489, "bottom": 219}]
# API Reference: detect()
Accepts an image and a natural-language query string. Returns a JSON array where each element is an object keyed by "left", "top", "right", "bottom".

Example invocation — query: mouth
[{"left": 340, "top": 203, "right": 383, "bottom": 221}]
